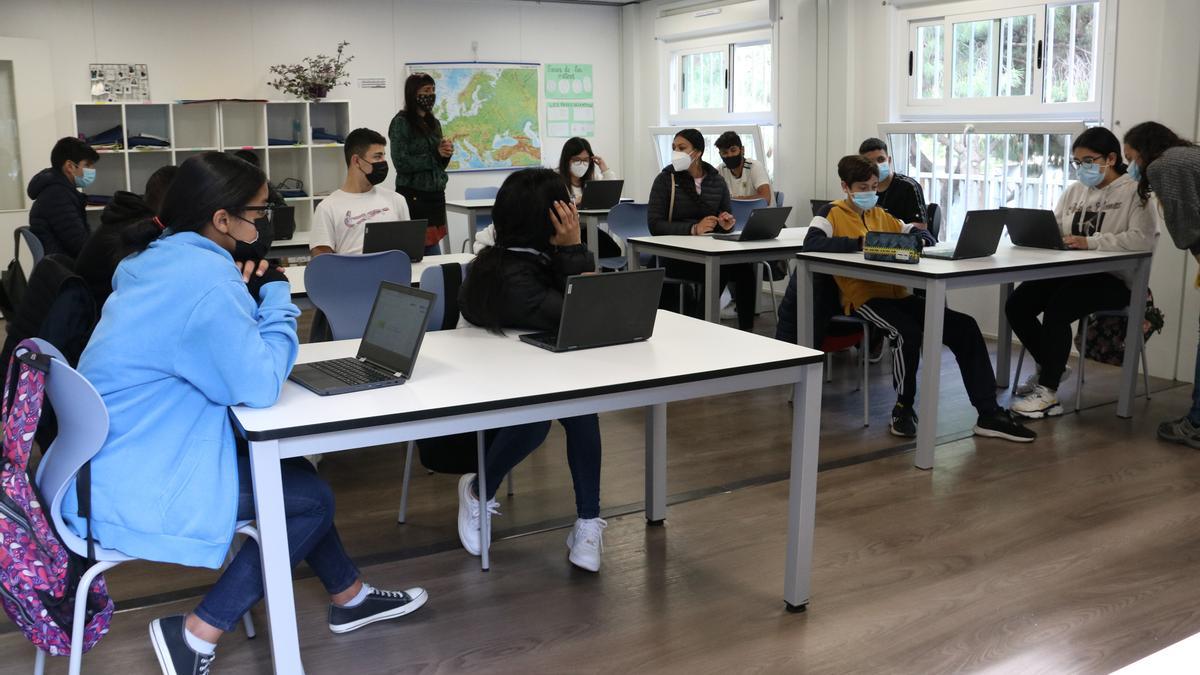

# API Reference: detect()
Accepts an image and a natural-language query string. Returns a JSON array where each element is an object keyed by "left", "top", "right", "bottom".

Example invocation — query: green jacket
[{"left": 388, "top": 111, "right": 450, "bottom": 194}]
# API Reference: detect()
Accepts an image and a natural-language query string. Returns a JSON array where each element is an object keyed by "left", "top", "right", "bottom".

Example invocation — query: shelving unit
[{"left": 74, "top": 99, "right": 352, "bottom": 238}]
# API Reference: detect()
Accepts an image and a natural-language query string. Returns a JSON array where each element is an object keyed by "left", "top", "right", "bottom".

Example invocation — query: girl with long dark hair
[{"left": 389, "top": 72, "right": 453, "bottom": 254}]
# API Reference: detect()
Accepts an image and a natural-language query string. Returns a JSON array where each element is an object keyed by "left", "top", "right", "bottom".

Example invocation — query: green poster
[{"left": 545, "top": 64, "right": 594, "bottom": 100}]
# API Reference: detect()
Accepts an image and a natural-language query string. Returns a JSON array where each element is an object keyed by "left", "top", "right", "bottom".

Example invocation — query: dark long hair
[
  {"left": 1072, "top": 127, "right": 1127, "bottom": 176},
  {"left": 460, "top": 168, "right": 572, "bottom": 333},
  {"left": 557, "top": 137, "right": 596, "bottom": 184},
  {"left": 402, "top": 72, "right": 441, "bottom": 137},
  {"left": 122, "top": 152, "right": 266, "bottom": 252},
  {"left": 1124, "top": 121, "right": 1195, "bottom": 202}
]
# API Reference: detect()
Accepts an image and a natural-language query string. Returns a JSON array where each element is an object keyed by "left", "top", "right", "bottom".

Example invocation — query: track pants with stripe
[{"left": 855, "top": 295, "right": 1000, "bottom": 415}]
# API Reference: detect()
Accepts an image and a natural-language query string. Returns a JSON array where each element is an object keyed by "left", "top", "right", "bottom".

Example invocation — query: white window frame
[{"left": 664, "top": 28, "right": 775, "bottom": 126}]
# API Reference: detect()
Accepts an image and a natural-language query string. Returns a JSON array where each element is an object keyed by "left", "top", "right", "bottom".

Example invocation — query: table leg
[
  {"left": 627, "top": 242, "right": 642, "bottom": 271},
  {"left": 584, "top": 214, "right": 600, "bottom": 262},
  {"left": 476, "top": 430, "right": 490, "bottom": 570},
  {"left": 995, "top": 282, "right": 1013, "bottom": 388},
  {"left": 704, "top": 258, "right": 720, "bottom": 323},
  {"left": 466, "top": 211, "right": 478, "bottom": 253},
  {"left": 784, "top": 362, "right": 823, "bottom": 612},
  {"left": 915, "top": 280, "right": 947, "bottom": 470},
  {"left": 796, "top": 260, "right": 813, "bottom": 347},
  {"left": 1117, "top": 258, "right": 1151, "bottom": 418},
  {"left": 249, "top": 439, "right": 304, "bottom": 675},
  {"left": 645, "top": 404, "right": 667, "bottom": 525}
]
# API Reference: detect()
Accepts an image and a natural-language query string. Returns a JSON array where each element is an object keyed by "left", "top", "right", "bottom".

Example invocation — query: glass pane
[
  {"left": 732, "top": 42, "right": 771, "bottom": 113},
  {"left": 680, "top": 50, "right": 727, "bottom": 110},
  {"left": 915, "top": 24, "right": 944, "bottom": 99},
  {"left": 0, "top": 60, "right": 21, "bottom": 211},
  {"left": 952, "top": 19, "right": 994, "bottom": 98},
  {"left": 1046, "top": 2, "right": 1099, "bottom": 103},
  {"left": 998, "top": 15, "right": 1035, "bottom": 96}
]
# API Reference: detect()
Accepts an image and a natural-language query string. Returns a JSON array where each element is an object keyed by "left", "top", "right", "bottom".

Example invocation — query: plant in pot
[{"left": 268, "top": 41, "right": 354, "bottom": 101}]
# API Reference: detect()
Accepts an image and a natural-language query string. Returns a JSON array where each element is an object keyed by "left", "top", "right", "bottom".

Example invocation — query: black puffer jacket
[
  {"left": 459, "top": 244, "right": 595, "bottom": 331},
  {"left": 75, "top": 190, "right": 153, "bottom": 308},
  {"left": 647, "top": 162, "right": 731, "bottom": 235},
  {"left": 27, "top": 168, "right": 89, "bottom": 259}
]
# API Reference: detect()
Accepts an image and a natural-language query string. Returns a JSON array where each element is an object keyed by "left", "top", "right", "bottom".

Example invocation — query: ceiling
[{"left": 510, "top": 0, "right": 644, "bottom": 6}]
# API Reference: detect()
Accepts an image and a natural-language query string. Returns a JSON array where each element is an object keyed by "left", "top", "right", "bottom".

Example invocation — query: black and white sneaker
[
  {"left": 149, "top": 615, "right": 215, "bottom": 675},
  {"left": 890, "top": 403, "right": 917, "bottom": 438},
  {"left": 974, "top": 408, "right": 1037, "bottom": 443},
  {"left": 328, "top": 586, "right": 428, "bottom": 634}
]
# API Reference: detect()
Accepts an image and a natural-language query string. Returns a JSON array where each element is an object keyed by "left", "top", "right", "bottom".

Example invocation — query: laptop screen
[{"left": 357, "top": 282, "right": 435, "bottom": 376}]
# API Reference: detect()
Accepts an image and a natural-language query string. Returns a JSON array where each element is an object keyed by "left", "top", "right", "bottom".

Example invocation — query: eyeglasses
[
  {"left": 1069, "top": 155, "right": 1108, "bottom": 168},
  {"left": 239, "top": 205, "right": 275, "bottom": 223}
]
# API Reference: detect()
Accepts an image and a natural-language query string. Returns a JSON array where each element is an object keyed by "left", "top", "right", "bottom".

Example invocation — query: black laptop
[
  {"left": 520, "top": 268, "right": 666, "bottom": 352},
  {"left": 1004, "top": 208, "right": 1068, "bottom": 250},
  {"left": 713, "top": 206, "right": 792, "bottom": 241},
  {"left": 289, "top": 282, "right": 435, "bottom": 396},
  {"left": 578, "top": 179, "right": 625, "bottom": 210},
  {"left": 922, "top": 210, "right": 1006, "bottom": 260},
  {"left": 273, "top": 205, "right": 296, "bottom": 240},
  {"left": 362, "top": 219, "right": 429, "bottom": 261}
]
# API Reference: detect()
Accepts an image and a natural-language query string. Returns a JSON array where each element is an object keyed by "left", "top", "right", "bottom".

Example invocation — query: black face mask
[
  {"left": 416, "top": 93, "right": 436, "bottom": 112},
  {"left": 364, "top": 159, "right": 389, "bottom": 186},
  {"left": 722, "top": 154, "right": 744, "bottom": 170},
  {"left": 232, "top": 216, "right": 274, "bottom": 261}
]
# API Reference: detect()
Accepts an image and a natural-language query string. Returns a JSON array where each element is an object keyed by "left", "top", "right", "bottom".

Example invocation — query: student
[
  {"left": 231, "top": 149, "right": 287, "bottom": 207},
  {"left": 61, "top": 152, "right": 427, "bottom": 675},
  {"left": 389, "top": 72, "right": 452, "bottom": 254},
  {"left": 646, "top": 128, "right": 757, "bottom": 330},
  {"left": 458, "top": 168, "right": 607, "bottom": 572},
  {"left": 310, "top": 127, "right": 412, "bottom": 257},
  {"left": 859, "top": 137, "right": 932, "bottom": 230},
  {"left": 715, "top": 131, "right": 772, "bottom": 204},
  {"left": 1122, "top": 122, "right": 1200, "bottom": 447},
  {"left": 1007, "top": 127, "right": 1161, "bottom": 418},
  {"left": 27, "top": 137, "right": 100, "bottom": 258},
  {"left": 806, "top": 155, "right": 1035, "bottom": 442}
]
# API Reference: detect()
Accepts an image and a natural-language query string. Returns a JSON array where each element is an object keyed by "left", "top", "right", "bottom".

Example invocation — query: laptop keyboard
[{"left": 309, "top": 358, "right": 399, "bottom": 385}]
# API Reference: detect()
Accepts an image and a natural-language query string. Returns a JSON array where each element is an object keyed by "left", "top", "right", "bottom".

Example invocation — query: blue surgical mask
[
  {"left": 877, "top": 162, "right": 891, "bottom": 181},
  {"left": 1127, "top": 161, "right": 1141, "bottom": 182},
  {"left": 1077, "top": 162, "right": 1104, "bottom": 188},
  {"left": 75, "top": 166, "right": 96, "bottom": 189},
  {"left": 852, "top": 191, "right": 878, "bottom": 210}
]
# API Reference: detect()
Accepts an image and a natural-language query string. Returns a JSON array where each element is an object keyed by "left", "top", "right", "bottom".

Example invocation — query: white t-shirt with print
[
  {"left": 309, "top": 188, "right": 412, "bottom": 254},
  {"left": 718, "top": 158, "right": 771, "bottom": 201}
]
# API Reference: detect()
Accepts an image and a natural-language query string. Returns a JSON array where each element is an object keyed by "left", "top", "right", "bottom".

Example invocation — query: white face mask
[
  {"left": 569, "top": 160, "right": 590, "bottom": 178},
  {"left": 671, "top": 150, "right": 692, "bottom": 172}
]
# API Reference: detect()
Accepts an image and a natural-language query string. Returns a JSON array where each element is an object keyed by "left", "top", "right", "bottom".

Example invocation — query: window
[
  {"left": 0, "top": 60, "right": 21, "bottom": 211},
  {"left": 731, "top": 41, "right": 771, "bottom": 113},
  {"left": 668, "top": 31, "right": 774, "bottom": 124},
  {"left": 1045, "top": 2, "right": 1099, "bottom": 103},
  {"left": 680, "top": 49, "right": 727, "bottom": 113}
]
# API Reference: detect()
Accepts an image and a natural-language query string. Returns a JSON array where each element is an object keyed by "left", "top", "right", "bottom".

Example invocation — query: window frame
[{"left": 664, "top": 28, "right": 775, "bottom": 126}]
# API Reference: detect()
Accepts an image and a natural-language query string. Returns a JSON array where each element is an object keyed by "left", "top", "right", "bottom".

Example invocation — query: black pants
[
  {"left": 855, "top": 295, "right": 999, "bottom": 414},
  {"left": 397, "top": 186, "right": 448, "bottom": 246},
  {"left": 662, "top": 260, "right": 756, "bottom": 330},
  {"left": 1005, "top": 273, "right": 1131, "bottom": 389}
]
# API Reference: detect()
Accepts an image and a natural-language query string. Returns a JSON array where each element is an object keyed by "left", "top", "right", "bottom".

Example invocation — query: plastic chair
[
  {"left": 305, "top": 251, "right": 412, "bottom": 341},
  {"left": 598, "top": 202, "right": 651, "bottom": 270},
  {"left": 926, "top": 203, "right": 943, "bottom": 241},
  {"left": 16, "top": 226, "right": 44, "bottom": 273},
  {"left": 775, "top": 191, "right": 785, "bottom": 208},
  {"left": 825, "top": 316, "right": 871, "bottom": 427},
  {"left": 30, "top": 339, "right": 258, "bottom": 675},
  {"left": 461, "top": 186, "right": 500, "bottom": 252}
]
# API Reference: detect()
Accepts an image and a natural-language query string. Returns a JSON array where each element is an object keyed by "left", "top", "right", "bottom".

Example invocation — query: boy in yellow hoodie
[{"left": 803, "top": 155, "right": 1035, "bottom": 443}]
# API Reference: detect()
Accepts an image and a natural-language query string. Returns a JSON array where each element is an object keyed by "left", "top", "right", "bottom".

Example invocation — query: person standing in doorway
[{"left": 389, "top": 72, "right": 453, "bottom": 255}]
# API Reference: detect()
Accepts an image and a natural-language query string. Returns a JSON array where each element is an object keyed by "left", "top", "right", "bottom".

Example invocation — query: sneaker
[
  {"left": 720, "top": 303, "right": 739, "bottom": 321},
  {"left": 868, "top": 334, "right": 887, "bottom": 364},
  {"left": 1157, "top": 416, "right": 1200, "bottom": 449},
  {"left": 974, "top": 408, "right": 1037, "bottom": 443},
  {"left": 1009, "top": 385, "right": 1064, "bottom": 419},
  {"left": 328, "top": 586, "right": 428, "bottom": 634},
  {"left": 149, "top": 615, "right": 215, "bottom": 675},
  {"left": 889, "top": 403, "right": 917, "bottom": 438},
  {"left": 457, "top": 473, "right": 500, "bottom": 556},
  {"left": 1014, "top": 367, "right": 1071, "bottom": 396},
  {"left": 566, "top": 518, "right": 607, "bottom": 572}
]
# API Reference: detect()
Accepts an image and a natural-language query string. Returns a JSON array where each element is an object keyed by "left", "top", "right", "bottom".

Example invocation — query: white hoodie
[{"left": 1053, "top": 172, "right": 1162, "bottom": 286}]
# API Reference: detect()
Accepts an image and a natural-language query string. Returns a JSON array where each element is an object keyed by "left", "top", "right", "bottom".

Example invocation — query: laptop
[
  {"left": 921, "top": 210, "right": 1006, "bottom": 260},
  {"left": 1004, "top": 208, "right": 1068, "bottom": 250},
  {"left": 519, "top": 268, "right": 666, "bottom": 352},
  {"left": 273, "top": 206, "right": 296, "bottom": 240},
  {"left": 713, "top": 206, "right": 793, "bottom": 241},
  {"left": 362, "top": 219, "right": 429, "bottom": 261},
  {"left": 578, "top": 179, "right": 625, "bottom": 210},
  {"left": 289, "top": 282, "right": 435, "bottom": 396}
]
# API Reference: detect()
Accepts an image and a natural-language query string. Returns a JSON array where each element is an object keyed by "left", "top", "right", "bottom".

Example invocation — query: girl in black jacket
[
  {"left": 458, "top": 168, "right": 607, "bottom": 572},
  {"left": 647, "top": 129, "right": 757, "bottom": 330}
]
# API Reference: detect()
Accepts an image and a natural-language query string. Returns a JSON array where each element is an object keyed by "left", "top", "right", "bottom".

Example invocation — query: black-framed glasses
[
  {"left": 1069, "top": 155, "right": 1107, "bottom": 168},
  {"left": 239, "top": 205, "right": 274, "bottom": 224}
]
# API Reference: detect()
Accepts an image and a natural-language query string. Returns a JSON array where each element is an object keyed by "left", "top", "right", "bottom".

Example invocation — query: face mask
[
  {"left": 416, "top": 93, "right": 436, "bottom": 112},
  {"left": 851, "top": 191, "right": 878, "bottom": 210},
  {"left": 1127, "top": 161, "right": 1142, "bottom": 182},
  {"left": 75, "top": 166, "right": 96, "bottom": 189},
  {"left": 363, "top": 159, "right": 389, "bottom": 186},
  {"left": 721, "top": 154, "right": 743, "bottom": 170},
  {"left": 232, "top": 215, "right": 274, "bottom": 261},
  {"left": 569, "top": 160, "right": 590, "bottom": 179},
  {"left": 671, "top": 151, "right": 693, "bottom": 173},
  {"left": 876, "top": 162, "right": 891, "bottom": 181},
  {"left": 1077, "top": 162, "right": 1105, "bottom": 188}
]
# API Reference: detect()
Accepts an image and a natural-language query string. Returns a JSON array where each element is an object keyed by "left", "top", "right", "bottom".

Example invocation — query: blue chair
[
  {"left": 305, "top": 251, "right": 412, "bottom": 341},
  {"left": 598, "top": 202, "right": 651, "bottom": 270},
  {"left": 775, "top": 191, "right": 785, "bottom": 208},
  {"left": 31, "top": 339, "right": 257, "bottom": 675},
  {"left": 462, "top": 186, "right": 500, "bottom": 252},
  {"left": 16, "top": 226, "right": 44, "bottom": 271}
]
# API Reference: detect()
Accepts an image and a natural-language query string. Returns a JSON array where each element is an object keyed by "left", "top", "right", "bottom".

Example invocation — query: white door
[{"left": 0, "top": 36, "right": 57, "bottom": 268}]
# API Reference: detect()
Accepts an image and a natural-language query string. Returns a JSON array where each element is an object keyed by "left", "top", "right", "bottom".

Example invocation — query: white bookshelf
[{"left": 74, "top": 99, "right": 351, "bottom": 237}]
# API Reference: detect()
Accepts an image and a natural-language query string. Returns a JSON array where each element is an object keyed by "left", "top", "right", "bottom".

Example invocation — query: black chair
[{"left": 926, "top": 203, "right": 942, "bottom": 241}]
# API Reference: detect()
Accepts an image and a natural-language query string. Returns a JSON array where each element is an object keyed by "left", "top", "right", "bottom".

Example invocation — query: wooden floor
[{"left": 5, "top": 310, "right": 1199, "bottom": 674}]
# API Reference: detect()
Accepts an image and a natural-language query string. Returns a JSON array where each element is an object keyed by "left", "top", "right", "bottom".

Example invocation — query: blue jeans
[
  {"left": 194, "top": 456, "right": 359, "bottom": 632},
  {"left": 477, "top": 415, "right": 602, "bottom": 519}
]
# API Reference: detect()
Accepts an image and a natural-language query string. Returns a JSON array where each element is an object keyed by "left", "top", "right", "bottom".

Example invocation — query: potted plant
[{"left": 268, "top": 41, "right": 354, "bottom": 101}]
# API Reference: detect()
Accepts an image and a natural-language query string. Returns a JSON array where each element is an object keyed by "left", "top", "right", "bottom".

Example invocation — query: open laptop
[
  {"left": 713, "top": 206, "right": 793, "bottom": 241},
  {"left": 1004, "top": 208, "right": 1068, "bottom": 250},
  {"left": 273, "top": 205, "right": 296, "bottom": 240},
  {"left": 922, "top": 210, "right": 1006, "bottom": 260},
  {"left": 362, "top": 219, "right": 429, "bottom": 261},
  {"left": 578, "top": 179, "right": 625, "bottom": 210},
  {"left": 520, "top": 268, "right": 666, "bottom": 352},
  {"left": 289, "top": 282, "right": 435, "bottom": 396}
]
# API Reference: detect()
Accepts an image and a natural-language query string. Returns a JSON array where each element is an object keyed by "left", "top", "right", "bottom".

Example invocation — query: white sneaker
[
  {"left": 720, "top": 303, "right": 738, "bottom": 320},
  {"left": 1014, "top": 367, "right": 1070, "bottom": 396},
  {"left": 457, "top": 473, "right": 500, "bottom": 557},
  {"left": 566, "top": 518, "right": 607, "bottom": 572},
  {"left": 1010, "top": 384, "right": 1064, "bottom": 419}
]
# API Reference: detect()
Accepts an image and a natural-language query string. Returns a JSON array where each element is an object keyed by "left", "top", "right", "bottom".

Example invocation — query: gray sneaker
[
  {"left": 1157, "top": 417, "right": 1200, "bottom": 449},
  {"left": 149, "top": 615, "right": 215, "bottom": 675}
]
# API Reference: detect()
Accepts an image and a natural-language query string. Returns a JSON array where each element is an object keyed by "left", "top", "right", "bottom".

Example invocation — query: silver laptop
[{"left": 922, "top": 210, "right": 1006, "bottom": 260}]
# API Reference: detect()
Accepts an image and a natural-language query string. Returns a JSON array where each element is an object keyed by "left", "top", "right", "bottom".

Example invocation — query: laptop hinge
[{"left": 358, "top": 356, "right": 404, "bottom": 379}]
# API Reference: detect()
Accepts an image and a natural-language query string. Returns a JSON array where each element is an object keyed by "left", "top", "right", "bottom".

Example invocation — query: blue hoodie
[{"left": 62, "top": 232, "right": 299, "bottom": 569}]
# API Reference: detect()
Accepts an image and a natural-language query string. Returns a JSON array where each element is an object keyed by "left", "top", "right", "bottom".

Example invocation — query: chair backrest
[
  {"left": 419, "top": 261, "right": 472, "bottom": 331},
  {"left": 775, "top": 191, "right": 785, "bottom": 208},
  {"left": 465, "top": 186, "right": 499, "bottom": 230},
  {"left": 305, "top": 251, "right": 412, "bottom": 341},
  {"left": 16, "top": 226, "right": 44, "bottom": 276},
  {"left": 926, "top": 203, "right": 942, "bottom": 241},
  {"left": 810, "top": 199, "right": 833, "bottom": 217},
  {"left": 730, "top": 198, "right": 767, "bottom": 230},
  {"left": 604, "top": 202, "right": 651, "bottom": 241}
]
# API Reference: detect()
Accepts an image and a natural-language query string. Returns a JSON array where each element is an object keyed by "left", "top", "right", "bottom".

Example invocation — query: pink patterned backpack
[{"left": 0, "top": 339, "right": 113, "bottom": 656}]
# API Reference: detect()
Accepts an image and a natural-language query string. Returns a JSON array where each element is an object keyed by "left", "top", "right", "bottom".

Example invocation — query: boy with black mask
[{"left": 310, "top": 127, "right": 411, "bottom": 256}]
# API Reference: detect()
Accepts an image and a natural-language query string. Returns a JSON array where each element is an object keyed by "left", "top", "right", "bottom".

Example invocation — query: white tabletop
[
  {"left": 269, "top": 231, "right": 313, "bottom": 252},
  {"left": 796, "top": 243, "right": 1152, "bottom": 278},
  {"left": 282, "top": 253, "right": 474, "bottom": 296},
  {"left": 444, "top": 198, "right": 496, "bottom": 209},
  {"left": 231, "top": 310, "right": 822, "bottom": 440},
  {"left": 628, "top": 226, "right": 809, "bottom": 255}
]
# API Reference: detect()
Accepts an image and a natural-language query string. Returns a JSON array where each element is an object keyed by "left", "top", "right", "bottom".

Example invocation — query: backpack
[
  {"left": 1073, "top": 289, "right": 1165, "bottom": 367},
  {"left": 0, "top": 339, "right": 113, "bottom": 657}
]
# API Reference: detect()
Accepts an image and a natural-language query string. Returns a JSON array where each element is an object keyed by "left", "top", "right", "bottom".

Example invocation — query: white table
[
  {"left": 794, "top": 245, "right": 1153, "bottom": 469},
  {"left": 446, "top": 197, "right": 616, "bottom": 260},
  {"left": 230, "top": 311, "right": 824, "bottom": 673},
  {"left": 626, "top": 227, "right": 809, "bottom": 322},
  {"left": 282, "top": 252, "right": 475, "bottom": 298},
  {"left": 269, "top": 231, "right": 313, "bottom": 259}
]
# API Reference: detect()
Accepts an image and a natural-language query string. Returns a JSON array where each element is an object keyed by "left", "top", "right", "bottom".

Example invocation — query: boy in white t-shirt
[
  {"left": 310, "top": 127, "right": 411, "bottom": 256},
  {"left": 715, "top": 131, "right": 772, "bottom": 205}
]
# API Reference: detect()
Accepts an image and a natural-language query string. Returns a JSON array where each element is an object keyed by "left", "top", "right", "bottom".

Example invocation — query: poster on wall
[
  {"left": 547, "top": 102, "right": 594, "bottom": 138},
  {"left": 545, "top": 64, "right": 593, "bottom": 100},
  {"left": 89, "top": 63, "right": 150, "bottom": 102},
  {"left": 406, "top": 62, "right": 541, "bottom": 172}
]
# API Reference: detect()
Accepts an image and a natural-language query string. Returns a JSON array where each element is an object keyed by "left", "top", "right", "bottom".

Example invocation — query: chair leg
[
  {"left": 398, "top": 440, "right": 415, "bottom": 523},
  {"left": 1141, "top": 339, "right": 1151, "bottom": 400},
  {"left": 1012, "top": 346, "right": 1026, "bottom": 396},
  {"left": 476, "top": 430, "right": 491, "bottom": 571},
  {"left": 506, "top": 469, "right": 515, "bottom": 496},
  {"left": 1075, "top": 317, "right": 1089, "bottom": 413},
  {"left": 862, "top": 324, "right": 870, "bottom": 427},
  {"left": 33, "top": 647, "right": 45, "bottom": 675},
  {"left": 69, "top": 561, "right": 120, "bottom": 675},
  {"left": 825, "top": 353, "right": 833, "bottom": 383}
]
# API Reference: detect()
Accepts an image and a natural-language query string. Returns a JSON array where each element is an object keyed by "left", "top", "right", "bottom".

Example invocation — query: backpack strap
[{"left": 441, "top": 263, "right": 463, "bottom": 331}]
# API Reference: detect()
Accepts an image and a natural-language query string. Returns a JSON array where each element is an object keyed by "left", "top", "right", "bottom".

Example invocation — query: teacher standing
[{"left": 389, "top": 72, "right": 453, "bottom": 254}]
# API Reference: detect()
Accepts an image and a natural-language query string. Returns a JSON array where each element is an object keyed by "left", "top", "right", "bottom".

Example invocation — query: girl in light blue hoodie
[{"left": 63, "top": 152, "right": 428, "bottom": 674}]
